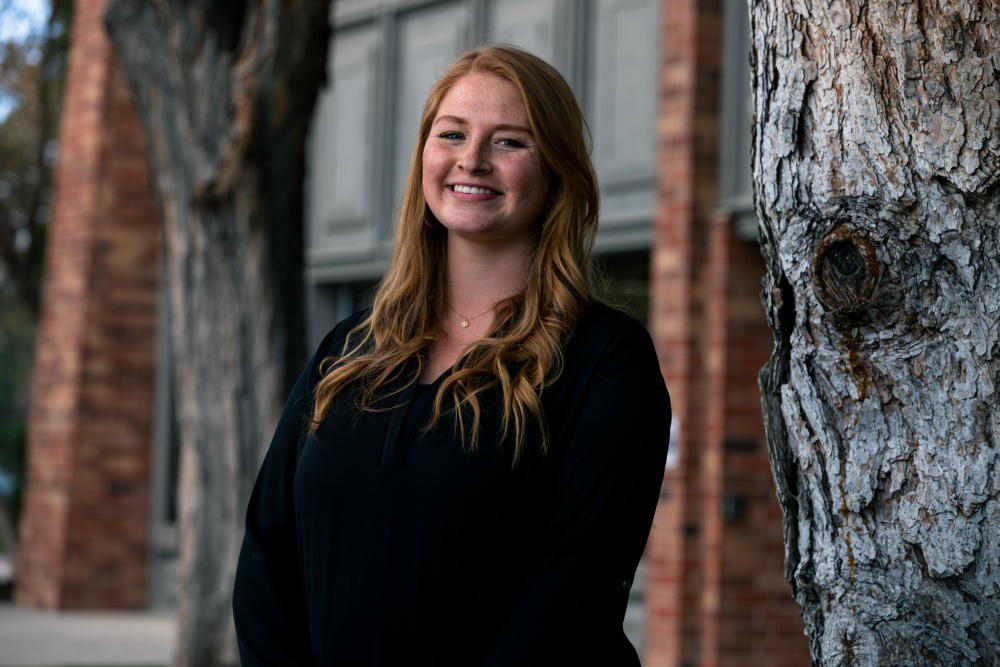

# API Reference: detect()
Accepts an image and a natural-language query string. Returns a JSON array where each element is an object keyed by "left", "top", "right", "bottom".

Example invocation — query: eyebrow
[{"left": 432, "top": 115, "right": 533, "bottom": 134}]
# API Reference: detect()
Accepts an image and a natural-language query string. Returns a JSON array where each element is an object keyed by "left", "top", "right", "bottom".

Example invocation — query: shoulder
[
  {"left": 565, "top": 300, "right": 654, "bottom": 360},
  {"left": 580, "top": 299, "right": 642, "bottom": 330},
  {"left": 551, "top": 299, "right": 663, "bottom": 402},
  {"left": 545, "top": 299, "right": 670, "bottom": 457},
  {"left": 305, "top": 309, "right": 372, "bottom": 386},
  {"left": 314, "top": 309, "right": 372, "bottom": 358}
]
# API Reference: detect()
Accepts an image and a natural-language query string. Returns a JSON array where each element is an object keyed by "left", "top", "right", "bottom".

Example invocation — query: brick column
[
  {"left": 715, "top": 225, "right": 810, "bottom": 667},
  {"left": 645, "top": 0, "right": 811, "bottom": 665},
  {"left": 645, "top": 0, "right": 724, "bottom": 664},
  {"left": 16, "top": 0, "right": 160, "bottom": 609}
]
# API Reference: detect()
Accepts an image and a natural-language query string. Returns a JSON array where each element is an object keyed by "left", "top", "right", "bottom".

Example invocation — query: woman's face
[{"left": 422, "top": 72, "right": 550, "bottom": 252}]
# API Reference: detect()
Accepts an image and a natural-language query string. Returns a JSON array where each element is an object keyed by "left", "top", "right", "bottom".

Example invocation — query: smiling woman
[{"left": 233, "top": 44, "right": 671, "bottom": 667}]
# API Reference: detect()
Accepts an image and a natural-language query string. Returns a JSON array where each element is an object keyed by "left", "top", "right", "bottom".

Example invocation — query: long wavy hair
[{"left": 310, "top": 44, "right": 600, "bottom": 461}]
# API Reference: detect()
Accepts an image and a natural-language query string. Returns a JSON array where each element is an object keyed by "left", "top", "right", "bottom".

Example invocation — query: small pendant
[{"left": 461, "top": 319, "right": 470, "bottom": 328}]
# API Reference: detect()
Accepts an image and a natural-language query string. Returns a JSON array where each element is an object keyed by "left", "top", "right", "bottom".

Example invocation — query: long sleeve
[
  {"left": 232, "top": 323, "right": 349, "bottom": 666},
  {"left": 481, "top": 313, "right": 671, "bottom": 666},
  {"left": 232, "top": 356, "right": 314, "bottom": 666}
]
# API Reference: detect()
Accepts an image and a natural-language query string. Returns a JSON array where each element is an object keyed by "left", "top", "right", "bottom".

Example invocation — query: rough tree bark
[
  {"left": 103, "top": 2, "right": 330, "bottom": 664},
  {"left": 751, "top": 1, "right": 1000, "bottom": 665}
]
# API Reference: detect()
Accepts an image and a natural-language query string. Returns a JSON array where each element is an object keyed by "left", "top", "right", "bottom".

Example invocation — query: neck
[{"left": 443, "top": 236, "right": 533, "bottom": 316}]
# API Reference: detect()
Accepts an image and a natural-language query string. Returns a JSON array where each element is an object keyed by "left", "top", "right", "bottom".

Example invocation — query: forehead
[{"left": 433, "top": 71, "right": 530, "bottom": 126}]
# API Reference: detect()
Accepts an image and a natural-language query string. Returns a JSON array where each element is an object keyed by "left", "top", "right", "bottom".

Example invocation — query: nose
[{"left": 458, "top": 137, "right": 491, "bottom": 173}]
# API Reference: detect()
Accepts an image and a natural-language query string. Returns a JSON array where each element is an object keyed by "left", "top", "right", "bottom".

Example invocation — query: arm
[
  {"left": 232, "top": 354, "right": 316, "bottom": 666},
  {"left": 232, "top": 309, "right": 369, "bottom": 666},
  {"left": 482, "top": 317, "right": 671, "bottom": 666}
]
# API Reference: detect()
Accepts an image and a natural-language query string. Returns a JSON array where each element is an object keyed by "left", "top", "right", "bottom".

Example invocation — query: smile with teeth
[{"left": 452, "top": 184, "right": 499, "bottom": 195}]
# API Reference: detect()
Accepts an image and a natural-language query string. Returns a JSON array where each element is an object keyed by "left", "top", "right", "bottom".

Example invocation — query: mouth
[{"left": 451, "top": 184, "right": 500, "bottom": 195}]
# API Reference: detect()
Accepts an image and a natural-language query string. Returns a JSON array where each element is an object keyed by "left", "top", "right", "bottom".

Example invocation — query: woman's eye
[
  {"left": 438, "top": 131, "right": 464, "bottom": 140},
  {"left": 496, "top": 137, "right": 525, "bottom": 149}
]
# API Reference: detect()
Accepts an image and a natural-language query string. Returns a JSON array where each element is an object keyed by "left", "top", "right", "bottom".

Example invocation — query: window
[{"left": 719, "top": 0, "right": 758, "bottom": 241}]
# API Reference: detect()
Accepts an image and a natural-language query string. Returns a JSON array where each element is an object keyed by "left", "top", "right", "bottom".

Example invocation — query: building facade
[
  {"left": 305, "top": 0, "right": 661, "bottom": 345},
  {"left": 18, "top": 0, "right": 811, "bottom": 664}
]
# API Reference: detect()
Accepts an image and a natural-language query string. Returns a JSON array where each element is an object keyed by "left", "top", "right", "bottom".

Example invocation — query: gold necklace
[{"left": 449, "top": 302, "right": 494, "bottom": 328}]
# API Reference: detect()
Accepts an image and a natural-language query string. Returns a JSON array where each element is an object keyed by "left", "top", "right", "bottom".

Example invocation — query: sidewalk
[{"left": 0, "top": 602, "right": 175, "bottom": 667}]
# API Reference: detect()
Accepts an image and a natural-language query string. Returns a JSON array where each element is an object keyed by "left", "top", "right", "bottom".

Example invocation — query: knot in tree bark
[{"left": 811, "top": 224, "right": 880, "bottom": 313}]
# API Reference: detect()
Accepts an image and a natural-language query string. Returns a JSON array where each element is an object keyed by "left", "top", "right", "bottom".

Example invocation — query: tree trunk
[
  {"left": 751, "top": 1, "right": 1000, "bottom": 665},
  {"left": 103, "top": 2, "right": 330, "bottom": 664}
]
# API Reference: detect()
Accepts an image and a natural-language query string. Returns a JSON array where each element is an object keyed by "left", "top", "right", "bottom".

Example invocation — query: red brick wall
[
  {"left": 646, "top": 0, "right": 723, "bottom": 664},
  {"left": 645, "top": 0, "right": 810, "bottom": 664},
  {"left": 16, "top": 0, "right": 160, "bottom": 610},
  {"left": 714, "top": 220, "right": 810, "bottom": 667}
]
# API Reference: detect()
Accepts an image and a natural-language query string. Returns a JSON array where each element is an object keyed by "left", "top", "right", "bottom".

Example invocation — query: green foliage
[
  {"left": 0, "top": 0, "right": 71, "bottom": 319},
  {"left": 0, "top": 0, "right": 72, "bottom": 527}
]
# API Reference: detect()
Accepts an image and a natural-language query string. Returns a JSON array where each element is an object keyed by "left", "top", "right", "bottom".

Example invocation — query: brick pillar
[
  {"left": 646, "top": 0, "right": 811, "bottom": 665},
  {"left": 646, "top": 0, "right": 724, "bottom": 665},
  {"left": 16, "top": 0, "right": 160, "bottom": 610},
  {"left": 715, "top": 224, "right": 810, "bottom": 667}
]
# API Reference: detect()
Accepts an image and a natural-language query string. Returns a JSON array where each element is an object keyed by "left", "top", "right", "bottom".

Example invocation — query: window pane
[{"left": 392, "top": 4, "right": 470, "bottom": 200}]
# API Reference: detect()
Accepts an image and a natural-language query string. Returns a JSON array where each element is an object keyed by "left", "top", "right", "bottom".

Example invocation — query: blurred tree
[
  {"left": 0, "top": 0, "right": 71, "bottom": 320},
  {"left": 104, "top": 2, "right": 331, "bottom": 664},
  {"left": 753, "top": 1, "right": 1000, "bottom": 665},
  {"left": 0, "top": 0, "right": 72, "bottom": 555}
]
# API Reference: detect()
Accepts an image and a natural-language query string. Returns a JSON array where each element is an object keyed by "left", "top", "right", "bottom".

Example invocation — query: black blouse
[{"left": 233, "top": 301, "right": 671, "bottom": 666}]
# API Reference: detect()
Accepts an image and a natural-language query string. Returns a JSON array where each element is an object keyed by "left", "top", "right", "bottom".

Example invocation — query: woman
[{"left": 233, "top": 44, "right": 671, "bottom": 666}]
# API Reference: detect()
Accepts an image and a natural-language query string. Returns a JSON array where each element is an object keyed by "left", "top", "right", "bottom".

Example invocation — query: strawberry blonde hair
[{"left": 311, "top": 44, "right": 599, "bottom": 460}]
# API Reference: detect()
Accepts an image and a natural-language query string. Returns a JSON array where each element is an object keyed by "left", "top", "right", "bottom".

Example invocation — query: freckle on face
[{"left": 421, "top": 71, "right": 550, "bottom": 249}]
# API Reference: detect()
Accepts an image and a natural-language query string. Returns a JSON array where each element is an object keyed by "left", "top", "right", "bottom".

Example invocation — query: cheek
[
  {"left": 519, "top": 161, "right": 550, "bottom": 209},
  {"left": 422, "top": 147, "right": 448, "bottom": 191},
  {"left": 421, "top": 152, "right": 437, "bottom": 200},
  {"left": 526, "top": 156, "right": 549, "bottom": 188}
]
